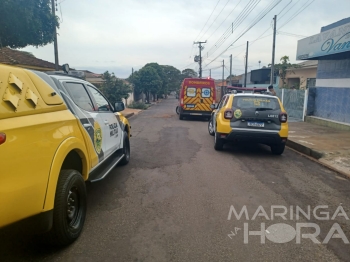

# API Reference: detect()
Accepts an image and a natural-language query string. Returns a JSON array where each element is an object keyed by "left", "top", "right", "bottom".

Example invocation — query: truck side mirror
[{"left": 114, "top": 101, "right": 125, "bottom": 112}]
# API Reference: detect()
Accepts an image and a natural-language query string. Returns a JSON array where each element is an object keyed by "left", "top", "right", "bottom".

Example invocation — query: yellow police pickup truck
[{"left": 0, "top": 64, "right": 131, "bottom": 246}]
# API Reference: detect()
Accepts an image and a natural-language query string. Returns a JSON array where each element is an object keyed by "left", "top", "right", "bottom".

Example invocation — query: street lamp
[{"left": 259, "top": 61, "right": 261, "bottom": 69}]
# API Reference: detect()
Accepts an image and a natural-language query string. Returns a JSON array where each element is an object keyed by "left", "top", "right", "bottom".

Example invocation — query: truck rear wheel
[
  {"left": 271, "top": 144, "right": 285, "bottom": 155},
  {"left": 44, "top": 169, "right": 87, "bottom": 246},
  {"left": 208, "top": 118, "right": 215, "bottom": 136},
  {"left": 214, "top": 131, "right": 225, "bottom": 151}
]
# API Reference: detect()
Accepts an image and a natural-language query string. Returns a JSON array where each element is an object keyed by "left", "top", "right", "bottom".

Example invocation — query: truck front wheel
[
  {"left": 44, "top": 169, "right": 87, "bottom": 246},
  {"left": 119, "top": 131, "right": 130, "bottom": 166}
]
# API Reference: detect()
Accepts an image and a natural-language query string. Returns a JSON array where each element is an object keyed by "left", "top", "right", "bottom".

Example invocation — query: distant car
[{"left": 208, "top": 93, "right": 288, "bottom": 154}]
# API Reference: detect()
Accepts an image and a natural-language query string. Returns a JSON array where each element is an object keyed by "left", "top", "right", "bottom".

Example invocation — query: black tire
[
  {"left": 271, "top": 144, "right": 285, "bottom": 155},
  {"left": 44, "top": 169, "right": 87, "bottom": 246},
  {"left": 214, "top": 131, "right": 224, "bottom": 151},
  {"left": 208, "top": 119, "right": 215, "bottom": 136},
  {"left": 179, "top": 113, "right": 184, "bottom": 120},
  {"left": 119, "top": 131, "right": 130, "bottom": 166}
]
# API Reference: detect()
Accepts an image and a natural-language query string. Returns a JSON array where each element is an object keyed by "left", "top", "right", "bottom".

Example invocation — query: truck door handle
[{"left": 83, "top": 123, "right": 93, "bottom": 129}]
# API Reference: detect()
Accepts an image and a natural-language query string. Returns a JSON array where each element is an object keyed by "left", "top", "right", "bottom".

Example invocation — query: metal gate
[{"left": 281, "top": 89, "right": 307, "bottom": 122}]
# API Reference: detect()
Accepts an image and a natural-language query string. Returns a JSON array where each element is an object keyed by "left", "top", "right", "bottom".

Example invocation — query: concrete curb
[
  {"left": 124, "top": 113, "right": 134, "bottom": 119},
  {"left": 286, "top": 140, "right": 324, "bottom": 159},
  {"left": 286, "top": 140, "right": 350, "bottom": 179}
]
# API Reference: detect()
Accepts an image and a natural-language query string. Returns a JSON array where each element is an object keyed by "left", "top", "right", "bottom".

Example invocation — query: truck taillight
[
  {"left": 180, "top": 98, "right": 184, "bottom": 106},
  {"left": 279, "top": 112, "right": 288, "bottom": 123},
  {"left": 224, "top": 109, "right": 233, "bottom": 119},
  {"left": 0, "top": 133, "right": 6, "bottom": 145}
]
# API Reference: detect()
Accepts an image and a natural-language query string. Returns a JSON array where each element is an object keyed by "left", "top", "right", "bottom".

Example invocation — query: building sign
[{"left": 296, "top": 21, "right": 350, "bottom": 60}]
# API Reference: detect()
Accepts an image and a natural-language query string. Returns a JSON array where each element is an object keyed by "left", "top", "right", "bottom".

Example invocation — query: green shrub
[{"left": 128, "top": 101, "right": 149, "bottom": 110}]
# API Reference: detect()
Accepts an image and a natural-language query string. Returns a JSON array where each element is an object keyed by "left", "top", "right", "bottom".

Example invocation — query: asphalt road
[{"left": 1, "top": 97, "right": 350, "bottom": 262}]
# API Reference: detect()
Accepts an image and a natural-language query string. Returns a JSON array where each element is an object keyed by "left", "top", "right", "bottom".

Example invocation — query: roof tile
[{"left": 0, "top": 47, "right": 57, "bottom": 70}]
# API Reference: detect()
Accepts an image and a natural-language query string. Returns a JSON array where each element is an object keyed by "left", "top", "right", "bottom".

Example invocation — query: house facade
[
  {"left": 280, "top": 60, "right": 318, "bottom": 89},
  {"left": 296, "top": 17, "right": 350, "bottom": 124}
]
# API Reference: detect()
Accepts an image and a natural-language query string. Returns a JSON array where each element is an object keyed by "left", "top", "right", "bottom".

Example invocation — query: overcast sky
[{"left": 21, "top": 0, "right": 350, "bottom": 79}]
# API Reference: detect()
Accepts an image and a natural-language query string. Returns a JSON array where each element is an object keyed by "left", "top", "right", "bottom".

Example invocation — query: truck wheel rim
[
  {"left": 209, "top": 121, "right": 214, "bottom": 134},
  {"left": 67, "top": 187, "right": 79, "bottom": 226}
]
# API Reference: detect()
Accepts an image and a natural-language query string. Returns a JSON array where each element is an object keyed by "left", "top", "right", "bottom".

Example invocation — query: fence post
[
  {"left": 302, "top": 88, "right": 309, "bottom": 121},
  {"left": 281, "top": 88, "right": 284, "bottom": 105}
]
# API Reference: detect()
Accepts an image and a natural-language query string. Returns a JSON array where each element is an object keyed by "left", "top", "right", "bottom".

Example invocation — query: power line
[
  {"left": 188, "top": 2, "right": 222, "bottom": 61},
  {"left": 188, "top": 0, "right": 221, "bottom": 61},
  {"left": 205, "top": 0, "right": 314, "bottom": 72},
  {"left": 205, "top": 0, "right": 260, "bottom": 59},
  {"left": 204, "top": 0, "right": 282, "bottom": 68},
  {"left": 277, "top": 0, "right": 295, "bottom": 17},
  {"left": 278, "top": 0, "right": 315, "bottom": 29},
  {"left": 202, "top": 65, "right": 223, "bottom": 71},
  {"left": 204, "top": 0, "right": 306, "bottom": 67},
  {"left": 194, "top": 0, "right": 221, "bottom": 41},
  {"left": 188, "top": 44, "right": 195, "bottom": 59},
  {"left": 207, "top": 1, "right": 280, "bottom": 65},
  {"left": 227, "top": 42, "right": 247, "bottom": 50},
  {"left": 206, "top": 0, "right": 243, "bottom": 41},
  {"left": 277, "top": 31, "right": 307, "bottom": 38},
  {"left": 234, "top": 0, "right": 298, "bottom": 53},
  {"left": 181, "top": 62, "right": 196, "bottom": 70},
  {"left": 230, "top": 0, "right": 297, "bottom": 51},
  {"left": 198, "top": 0, "right": 232, "bottom": 40}
]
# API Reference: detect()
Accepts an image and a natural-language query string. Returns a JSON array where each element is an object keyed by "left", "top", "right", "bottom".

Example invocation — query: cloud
[{"left": 20, "top": 0, "right": 350, "bottom": 78}]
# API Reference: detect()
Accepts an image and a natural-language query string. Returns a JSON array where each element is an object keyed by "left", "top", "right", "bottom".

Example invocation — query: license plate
[
  {"left": 186, "top": 104, "right": 195, "bottom": 108},
  {"left": 247, "top": 121, "right": 264, "bottom": 127}
]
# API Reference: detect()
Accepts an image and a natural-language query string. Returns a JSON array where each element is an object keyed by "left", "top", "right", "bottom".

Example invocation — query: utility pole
[
  {"left": 51, "top": 0, "right": 59, "bottom": 70},
  {"left": 209, "top": 69, "right": 211, "bottom": 78},
  {"left": 270, "top": 15, "right": 277, "bottom": 86},
  {"left": 221, "top": 59, "right": 224, "bottom": 98},
  {"left": 244, "top": 41, "right": 249, "bottom": 87},
  {"left": 194, "top": 41, "right": 206, "bottom": 78},
  {"left": 229, "top": 54, "right": 232, "bottom": 86},
  {"left": 132, "top": 67, "right": 136, "bottom": 102}
]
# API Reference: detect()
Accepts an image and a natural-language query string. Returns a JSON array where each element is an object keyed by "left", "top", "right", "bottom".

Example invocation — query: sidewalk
[
  {"left": 119, "top": 108, "right": 142, "bottom": 119},
  {"left": 287, "top": 122, "right": 350, "bottom": 178},
  {"left": 120, "top": 99, "right": 163, "bottom": 118}
]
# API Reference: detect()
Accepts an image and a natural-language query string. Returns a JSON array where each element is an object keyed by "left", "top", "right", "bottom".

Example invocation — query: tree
[
  {"left": 0, "top": 0, "right": 59, "bottom": 48},
  {"left": 162, "top": 65, "right": 182, "bottom": 93},
  {"left": 100, "top": 71, "right": 132, "bottom": 106},
  {"left": 128, "top": 64, "right": 183, "bottom": 100},
  {"left": 226, "top": 74, "right": 236, "bottom": 84},
  {"left": 272, "top": 56, "right": 298, "bottom": 88},
  {"left": 144, "top": 63, "right": 165, "bottom": 99},
  {"left": 134, "top": 67, "right": 162, "bottom": 103},
  {"left": 181, "top": 68, "right": 198, "bottom": 78}
]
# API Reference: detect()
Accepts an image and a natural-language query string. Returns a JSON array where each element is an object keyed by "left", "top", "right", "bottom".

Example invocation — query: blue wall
[
  {"left": 306, "top": 18, "right": 350, "bottom": 124},
  {"left": 317, "top": 56, "right": 350, "bottom": 79},
  {"left": 307, "top": 87, "right": 350, "bottom": 123}
]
